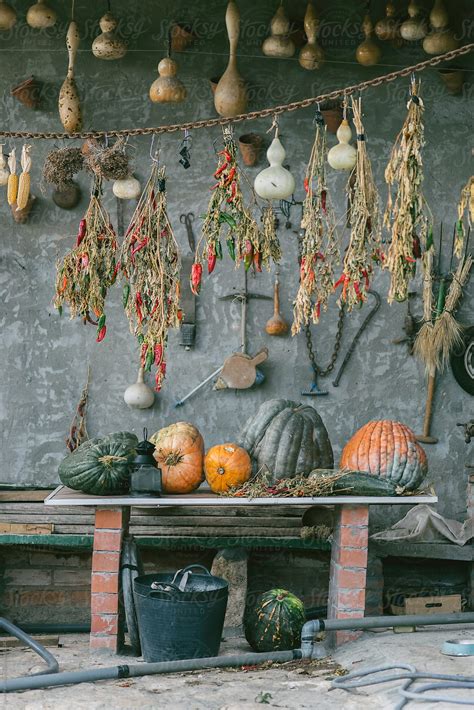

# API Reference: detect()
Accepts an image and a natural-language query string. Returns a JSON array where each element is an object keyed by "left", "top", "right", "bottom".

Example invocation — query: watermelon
[{"left": 244, "top": 588, "right": 305, "bottom": 652}]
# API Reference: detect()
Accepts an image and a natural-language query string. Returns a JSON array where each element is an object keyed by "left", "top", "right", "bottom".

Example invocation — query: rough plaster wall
[{"left": 0, "top": 0, "right": 472, "bottom": 527}]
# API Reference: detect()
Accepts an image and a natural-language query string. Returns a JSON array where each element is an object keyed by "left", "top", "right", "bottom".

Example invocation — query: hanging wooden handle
[
  {"left": 66, "top": 21, "right": 80, "bottom": 78},
  {"left": 273, "top": 278, "right": 281, "bottom": 316},
  {"left": 226, "top": 0, "right": 240, "bottom": 57}
]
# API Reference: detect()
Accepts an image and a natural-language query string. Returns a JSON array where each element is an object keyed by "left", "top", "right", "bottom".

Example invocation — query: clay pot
[
  {"left": 52, "top": 182, "right": 81, "bottom": 209},
  {"left": 438, "top": 68, "right": 464, "bottom": 95},
  {"left": 11, "top": 76, "right": 42, "bottom": 109},
  {"left": 209, "top": 76, "right": 221, "bottom": 95},
  {"left": 320, "top": 103, "right": 343, "bottom": 134},
  {"left": 238, "top": 133, "right": 262, "bottom": 167},
  {"left": 11, "top": 195, "right": 35, "bottom": 223},
  {"left": 170, "top": 23, "right": 195, "bottom": 52}
]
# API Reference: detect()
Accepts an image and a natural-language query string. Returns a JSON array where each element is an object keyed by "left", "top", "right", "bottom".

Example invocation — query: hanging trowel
[{"left": 179, "top": 212, "right": 197, "bottom": 350}]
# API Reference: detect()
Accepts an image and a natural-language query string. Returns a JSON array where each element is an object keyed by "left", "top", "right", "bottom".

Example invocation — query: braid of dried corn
[
  {"left": 455, "top": 176, "right": 473, "bottom": 259},
  {"left": 292, "top": 112, "right": 340, "bottom": 334},
  {"left": 16, "top": 144, "right": 32, "bottom": 210},
  {"left": 336, "top": 96, "right": 382, "bottom": 311},
  {"left": 384, "top": 79, "right": 431, "bottom": 304},
  {"left": 7, "top": 148, "right": 18, "bottom": 206}
]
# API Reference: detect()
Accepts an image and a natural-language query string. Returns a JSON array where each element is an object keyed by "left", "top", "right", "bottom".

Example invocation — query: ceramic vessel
[
  {"left": 238, "top": 133, "right": 262, "bottom": 166},
  {"left": 170, "top": 23, "right": 195, "bottom": 52},
  {"left": 149, "top": 57, "right": 187, "bottom": 103},
  {"left": 52, "top": 182, "right": 81, "bottom": 210},
  {"left": 254, "top": 136, "right": 295, "bottom": 200},
  {"left": 11, "top": 76, "right": 42, "bottom": 109},
  {"left": 299, "top": 2, "right": 324, "bottom": 70},
  {"left": 438, "top": 68, "right": 464, "bottom": 95},
  {"left": 26, "top": 0, "right": 57, "bottom": 29},
  {"left": 214, "top": 0, "right": 247, "bottom": 117}
]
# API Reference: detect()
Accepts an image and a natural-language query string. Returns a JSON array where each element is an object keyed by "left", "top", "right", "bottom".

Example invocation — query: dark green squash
[
  {"left": 244, "top": 588, "right": 305, "bottom": 652},
  {"left": 58, "top": 431, "right": 138, "bottom": 495},
  {"left": 238, "top": 399, "right": 333, "bottom": 482}
]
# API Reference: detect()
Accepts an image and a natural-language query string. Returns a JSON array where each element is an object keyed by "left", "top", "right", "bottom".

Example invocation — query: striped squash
[{"left": 340, "top": 419, "right": 428, "bottom": 491}]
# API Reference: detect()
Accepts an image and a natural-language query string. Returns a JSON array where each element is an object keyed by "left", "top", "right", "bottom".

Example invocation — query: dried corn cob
[
  {"left": 17, "top": 144, "right": 32, "bottom": 210},
  {"left": 7, "top": 149, "right": 18, "bottom": 206}
]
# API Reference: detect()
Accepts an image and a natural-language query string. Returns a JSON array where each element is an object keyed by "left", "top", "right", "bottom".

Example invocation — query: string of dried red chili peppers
[
  {"left": 292, "top": 110, "right": 340, "bottom": 334},
  {"left": 384, "top": 78, "right": 432, "bottom": 303},
  {"left": 335, "top": 97, "right": 383, "bottom": 311},
  {"left": 120, "top": 164, "right": 181, "bottom": 392},
  {"left": 54, "top": 176, "right": 117, "bottom": 341},
  {"left": 192, "top": 128, "right": 278, "bottom": 294}
]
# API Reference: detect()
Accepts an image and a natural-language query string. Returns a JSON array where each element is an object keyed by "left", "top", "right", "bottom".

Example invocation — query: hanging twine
[{"left": 0, "top": 44, "right": 472, "bottom": 140}]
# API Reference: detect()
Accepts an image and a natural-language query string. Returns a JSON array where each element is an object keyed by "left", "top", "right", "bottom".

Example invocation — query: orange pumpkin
[
  {"left": 204, "top": 443, "right": 252, "bottom": 493},
  {"left": 151, "top": 422, "right": 204, "bottom": 494},
  {"left": 340, "top": 419, "right": 427, "bottom": 491}
]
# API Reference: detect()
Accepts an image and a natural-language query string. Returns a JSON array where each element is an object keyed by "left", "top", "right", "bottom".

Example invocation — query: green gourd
[
  {"left": 244, "top": 589, "right": 305, "bottom": 652},
  {"left": 58, "top": 431, "right": 138, "bottom": 495},
  {"left": 238, "top": 399, "right": 333, "bottom": 482}
]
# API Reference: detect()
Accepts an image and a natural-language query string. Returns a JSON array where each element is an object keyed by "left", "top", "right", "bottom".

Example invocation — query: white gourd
[
  {"left": 124, "top": 367, "right": 155, "bottom": 409},
  {"left": 254, "top": 136, "right": 295, "bottom": 200},
  {"left": 400, "top": 0, "right": 427, "bottom": 41},
  {"left": 327, "top": 119, "right": 357, "bottom": 171},
  {"left": 113, "top": 176, "right": 141, "bottom": 200},
  {"left": 26, "top": 0, "right": 57, "bottom": 29}
]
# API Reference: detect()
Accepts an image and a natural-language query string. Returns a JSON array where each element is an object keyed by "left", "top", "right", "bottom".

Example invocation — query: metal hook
[
  {"left": 150, "top": 134, "right": 161, "bottom": 163},
  {"left": 104, "top": 133, "right": 109, "bottom": 149}
]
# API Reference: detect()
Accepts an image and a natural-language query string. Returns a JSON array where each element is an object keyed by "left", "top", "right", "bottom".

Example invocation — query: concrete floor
[{"left": 1, "top": 625, "right": 473, "bottom": 709}]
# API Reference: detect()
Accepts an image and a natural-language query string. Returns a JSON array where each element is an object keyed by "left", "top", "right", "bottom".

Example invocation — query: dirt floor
[{"left": 1, "top": 624, "right": 473, "bottom": 709}]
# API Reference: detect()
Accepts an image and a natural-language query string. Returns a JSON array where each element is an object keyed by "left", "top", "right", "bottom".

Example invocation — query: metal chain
[
  {"left": 304, "top": 306, "right": 345, "bottom": 377},
  {"left": 0, "top": 44, "right": 472, "bottom": 140}
]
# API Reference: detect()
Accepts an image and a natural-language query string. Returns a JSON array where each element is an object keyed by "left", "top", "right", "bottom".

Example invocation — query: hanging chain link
[{"left": 304, "top": 306, "right": 345, "bottom": 377}]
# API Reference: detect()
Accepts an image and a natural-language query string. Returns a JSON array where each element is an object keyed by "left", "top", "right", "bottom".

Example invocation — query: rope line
[{"left": 0, "top": 43, "right": 472, "bottom": 140}]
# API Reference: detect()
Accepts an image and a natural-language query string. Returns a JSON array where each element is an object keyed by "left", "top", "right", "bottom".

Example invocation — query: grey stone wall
[{"left": 0, "top": 0, "right": 472, "bottom": 527}]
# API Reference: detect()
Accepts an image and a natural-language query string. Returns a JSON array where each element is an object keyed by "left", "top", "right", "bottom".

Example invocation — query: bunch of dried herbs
[
  {"left": 384, "top": 79, "right": 432, "bottom": 303},
  {"left": 84, "top": 138, "right": 130, "bottom": 181},
  {"left": 292, "top": 110, "right": 340, "bottom": 334},
  {"left": 43, "top": 147, "right": 84, "bottom": 190},
  {"left": 54, "top": 177, "right": 117, "bottom": 339},
  {"left": 223, "top": 468, "right": 351, "bottom": 499},
  {"left": 455, "top": 176, "right": 473, "bottom": 259},
  {"left": 120, "top": 164, "right": 181, "bottom": 391},
  {"left": 335, "top": 97, "right": 383, "bottom": 310}
]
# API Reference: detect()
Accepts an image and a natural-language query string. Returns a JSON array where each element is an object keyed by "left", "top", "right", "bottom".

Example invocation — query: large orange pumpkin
[
  {"left": 204, "top": 443, "right": 251, "bottom": 493},
  {"left": 340, "top": 419, "right": 428, "bottom": 491},
  {"left": 151, "top": 422, "right": 204, "bottom": 494}
]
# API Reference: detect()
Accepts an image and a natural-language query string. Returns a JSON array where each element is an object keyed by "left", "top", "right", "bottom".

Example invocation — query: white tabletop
[{"left": 44, "top": 485, "right": 438, "bottom": 508}]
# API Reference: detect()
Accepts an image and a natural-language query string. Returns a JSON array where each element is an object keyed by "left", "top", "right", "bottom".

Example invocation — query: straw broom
[{"left": 413, "top": 245, "right": 436, "bottom": 375}]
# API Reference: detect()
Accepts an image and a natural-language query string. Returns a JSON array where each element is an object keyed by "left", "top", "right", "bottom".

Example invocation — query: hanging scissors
[{"left": 180, "top": 212, "right": 196, "bottom": 253}]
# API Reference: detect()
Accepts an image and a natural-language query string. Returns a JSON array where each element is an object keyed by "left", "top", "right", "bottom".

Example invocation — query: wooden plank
[
  {"left": 129, "top": 516, "right": 303, "bottom": 527},
  {"left": 128, "top": 526, "right": 302, "bottom": 537},
  {"left": 0, "top": 503, "right": 95, "bottom": 515},
  {"left": 0, "top": 523, "right": 53, "bottom": 534},
  {"left": 0, "top": 514, "right": 94, "bottom": 524},
  {"left": 370, "top": 540, "right": 473, "bottom": 561},
  {"left": 131, "top": 506, "right": 308, "bottom": 518},
  {"left": 0, "top": 490, "right": 54, "bottom": 502},
  {"left": 0, "top": 534, "right": 93, "bottom": 548},
  {"left": 0, "top": 635, "right": 59, "bottom": 649},
  {"left": 136, "top": 536, "right": 331, "bottom": 551}
]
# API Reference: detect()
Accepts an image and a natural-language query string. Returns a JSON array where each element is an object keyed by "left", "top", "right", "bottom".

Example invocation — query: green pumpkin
[
  {"left": 245, "top": 588, "right": 306, "bottom": 652},
  {"left": 238, "top": 399, "right": 333, "bottom": 482},
  {"left": 58, "top": 431, "right": 138, "bottom": 495}
]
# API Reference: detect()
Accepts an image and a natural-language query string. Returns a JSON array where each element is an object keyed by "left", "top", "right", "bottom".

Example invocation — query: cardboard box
[{"left": 404, "top": 595, "right": 462, "bottom": 615}]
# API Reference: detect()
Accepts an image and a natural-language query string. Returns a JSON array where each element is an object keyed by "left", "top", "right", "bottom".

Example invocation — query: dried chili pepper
[
  {"left": 122, "top": 283, "right": 130, "bottom": 308},
  {"left": 96, "top": 316, "right": 107, "bottom": 342},
  {"left": 76, "top": 219, "right": 86, "bottom": 247},
  {"left": 303, "top": 177, "right": 309, "bottom": 193},
  {"left": 253, "top": 250, "right": 262, "bottom": 272},
  {"left": 243, "top": 240, "right": 253, "bottom": 271},
  {"left": 140, "top": 343, "right": 148, "bottom": 366},
  {"left": 58, "top": 275, "right": 67, "bottom": 294},
  {"left": 154, "top": 343, "right": 163, "bottom": 366},
  {"left": 215, "top": 240, "right": 223, "bottom": 260},
  {"left": 321, "top": 189, "right": 327, "bottom": 214},
  {"left": 207, "top": 247, "right": 217, "bottom": 275},
  {"left": 226, "top": 236, "right": 236, "bottom": 261},
  {"left": 226, "top": 181, "right": 237, "bottom": 203},
  {"left": 190, "top": 262, "right": 202, "bottom": 295},
  {"left": 144, "top": 348, "right": 153, "bottom": 372}
]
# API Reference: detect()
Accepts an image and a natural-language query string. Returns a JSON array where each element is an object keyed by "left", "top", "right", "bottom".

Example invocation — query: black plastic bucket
[{"left": 133, "top": 564, "right": 228, "bottom": 662}]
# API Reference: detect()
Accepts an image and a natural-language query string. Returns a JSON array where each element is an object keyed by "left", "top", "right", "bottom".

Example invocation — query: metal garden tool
[{"left": 179, "top": 212, "right": 197, "bottom": 350}]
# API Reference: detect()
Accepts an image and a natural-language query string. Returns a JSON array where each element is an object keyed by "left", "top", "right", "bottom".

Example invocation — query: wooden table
[{"left": 45, "top": 486, "right": 437, "bottom": 654}]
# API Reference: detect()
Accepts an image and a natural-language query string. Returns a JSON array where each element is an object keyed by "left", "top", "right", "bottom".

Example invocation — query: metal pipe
[
  {"left": 0, "top": 649, "right": 302, "bottom": 693},
  {"left": 301, "top": 612, "right": 474, "bottom": 659}
]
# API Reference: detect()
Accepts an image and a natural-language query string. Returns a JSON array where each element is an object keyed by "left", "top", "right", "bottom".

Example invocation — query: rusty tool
[{"left": 332, "top": 289, "right": 381, "bottom": 387}]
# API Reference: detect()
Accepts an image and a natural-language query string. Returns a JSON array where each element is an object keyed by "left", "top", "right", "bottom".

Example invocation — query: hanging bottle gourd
[
  {"left": 124, "top": 367, "right": 155, "bottom": 409},
  {"left": 423, "top": 0, "right": 459, "bottom": 55},
  {"left": 0, "top": 0, "right": 16, "bottom": 30},
  {"left": 254, "top": 121, "right": 295, "bottom": 200},
  {"left": 327, "top": 105, "right": 357, "bottom": 172},
  {"left": 299, "top": 1, "right": 324, "bottom": 70},
  {"left": 150, "top": 31, "right": 186, "bottom": 104},
  {"left": 400, "top": 0, "right": 427, "bottom": 41},
  {"left": 262, "top": 2, "right": 295, "bottom": 58},
  {"left": 26, "top": 0, "right": 57, "bottom": 29},
  {"left": 356, "top": 14, "right": 382, "bottom": 66},
  {"left": 375, "top": 1, "right": 400, "bottom": 41},
  {"left": 214, "top": 0, "right": 247, "bottom": 117},
  {"left": 92, "top": 9, "right": 127, "bottom": 60},
  {"left": 0, "top": 147, "right": 9, "bottom": 186},
  {"left": 59, "top": 20, "right": 82, "bottom": 133}
]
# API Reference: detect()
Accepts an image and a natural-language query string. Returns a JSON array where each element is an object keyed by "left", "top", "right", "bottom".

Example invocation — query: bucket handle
[
  {"left": 176, "top": 564, "right": 211, "bottom": 577},
  {"left": 170, "top": 564, "right": 211, "bottom": 591}
]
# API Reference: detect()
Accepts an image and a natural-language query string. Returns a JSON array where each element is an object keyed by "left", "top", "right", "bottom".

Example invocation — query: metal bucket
[{"left": 133, "top": 564, "right": 228, "bottom": 662}]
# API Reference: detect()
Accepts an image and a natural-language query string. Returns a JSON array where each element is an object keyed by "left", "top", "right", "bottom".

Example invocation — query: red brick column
[
  {"left": 327, "top": 504, "right": 369, "bottom": 647},
  {"left": 90, "top": 507, "right": 129, "bottom": 653}
]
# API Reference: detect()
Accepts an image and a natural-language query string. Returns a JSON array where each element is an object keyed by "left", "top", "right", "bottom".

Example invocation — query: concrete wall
[{"left": 0, "top": 0, "right": 472, "bottom": 526}]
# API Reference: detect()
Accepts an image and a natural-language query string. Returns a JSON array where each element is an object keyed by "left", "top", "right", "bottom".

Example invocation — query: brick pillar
[
  {"left": 90, "top": 507, "right": 129, "bottom": 653},
  {"left": 327, "top": 504, "right": 369, "bottom": 647}
]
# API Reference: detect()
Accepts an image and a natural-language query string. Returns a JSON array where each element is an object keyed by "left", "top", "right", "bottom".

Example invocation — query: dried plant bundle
[
  {"left": 413, "top": 245, "right": 436, "bottom": 374},
  {"left": 84, "top": 138, "right": 130, "bottom": 180},
  {"left": 120, "top": 164, "right": 181, "bottom": 391},
  {"left": 384, "top": 79, "right": 431, "bottom": 303},
  {"left": 54, "top": 178, "right": 117, "bottom": 333},
  {"left": 455, "top": 176, "right": 473, "bottom": 258},
  {"left": 335, "top": 97, "right": 382, "bottom": 310},
  {"left": 223, "top": 469, "right": 353, "bottom": 498},
  {"left": 292, "top": 113, "right": 340, "bottom": 334},
  {"left": 43, "top": 147, "right": 84, "bottom": 190}
]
